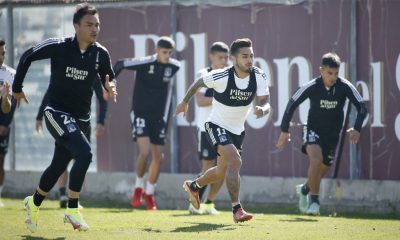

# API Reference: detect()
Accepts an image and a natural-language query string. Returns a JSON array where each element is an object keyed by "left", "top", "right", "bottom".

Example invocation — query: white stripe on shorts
[{"left": 45, "top": 111, "right": 64, "bottom": 136}]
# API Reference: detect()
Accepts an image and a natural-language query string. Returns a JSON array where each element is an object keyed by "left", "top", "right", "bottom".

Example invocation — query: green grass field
[{"left": 0, "top": 198, "right": 399, "bottom": 240}]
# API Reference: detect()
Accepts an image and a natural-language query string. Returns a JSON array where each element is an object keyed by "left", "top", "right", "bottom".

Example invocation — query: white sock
[
  {"left": 134, "top": 175, "right": 144, "bottom": 189},
  {"left": 145, "top": 181, "right": 156, "bottom": 195},
  {"left": 232, "top": 201, "right": 240, "bottom": 207}
]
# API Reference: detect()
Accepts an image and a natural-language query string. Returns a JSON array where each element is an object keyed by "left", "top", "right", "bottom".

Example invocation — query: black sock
[
  {"left": 205, "top": 199, "right": 213, "bottom": 204},
  {"left": 33, "top": 190, "right": 45, "bottom": 207},
  {"left": 59, "top": 187, "right": 67, "bottom": 196},
  {"left": 310, "top": 195, "right": 319, "bottom": 204},
  {"left": 301, "top": 184, "right": 310, "bottom": 195},
  {"left": 68, "top": 198, "right": 79, "bottom": 208},
  {"left": 232, "top": 203, "right": 242, "bottom": 214},
  {"left": 189, "top": 181, "right": 200, "bottom": 192},
  {"left": 198, "top": 185, "right": 208, "bottom": 200}
]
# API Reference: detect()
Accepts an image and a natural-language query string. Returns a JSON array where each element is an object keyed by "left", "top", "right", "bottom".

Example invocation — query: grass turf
[{"left": 0, "top": 198, "right": 399, "bottom": 240}]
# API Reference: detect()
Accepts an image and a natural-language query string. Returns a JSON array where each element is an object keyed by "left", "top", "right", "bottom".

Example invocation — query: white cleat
[
  {"left": 306, "top": 202, "right": 320, "bottom": 216},
  {"left": 296, "top": 184, "right": 309, "bottom": 213}
]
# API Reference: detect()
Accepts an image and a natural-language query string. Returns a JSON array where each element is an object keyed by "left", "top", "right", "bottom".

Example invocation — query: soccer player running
[
  {"left": 175, "top": 38, "right": 270, "bottom": 223},
  {"left": 189, "top": 42, "right": 229, "bottom": 215},
  {"left": 113, "top": 36, "right": 180, "bottom": 210},
  {"left": 276, "top": 53, "right": 367, "bottom": 215},
  {"left": 12, "top": 3, "right": 117, "bottom": 232},
  {"left": 35, "top": 77, "right": 108, "bottom": 208},
  {"left": 0, "top": 39, "right": 17, "bottom": 208}
]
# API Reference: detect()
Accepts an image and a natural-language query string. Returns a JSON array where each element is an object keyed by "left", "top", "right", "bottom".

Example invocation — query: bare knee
[{"left": 229, "top": 153, "right": 242, "bottom": 170}]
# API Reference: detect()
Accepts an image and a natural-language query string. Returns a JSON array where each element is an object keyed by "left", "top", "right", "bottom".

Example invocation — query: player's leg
[
  {"left": 202, "top": 158, "right": 223, "bottom": 215},
  {"left": 0, "top": 130, "right": 10, "bottom": 207},
  {"left": 58, "top": 170, "right": 68, "bottom": 208},
  {"left": 305, "top": 144, "right": 323, "bottom": 215}
]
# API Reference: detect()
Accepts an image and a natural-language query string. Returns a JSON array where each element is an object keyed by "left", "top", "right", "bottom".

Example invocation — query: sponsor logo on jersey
[
  {"left": 229, "top": 89, "right": 253, "bottom": 101},
  {"left": 65, "top": 66, "right": 88, "bottom": 81},
  {"left": 320, "top": 99, "right": 338, "bottom": 109}
]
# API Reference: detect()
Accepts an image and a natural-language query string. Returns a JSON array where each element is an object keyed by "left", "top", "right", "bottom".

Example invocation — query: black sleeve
[
  {"left": 36, "top": 91, "right": 49, "bottom": 121},
  {"left": 113, "top": 58, "right": 145, "bottom": 78},
  {"left": 1, "top": 98, "right": 17, "bottom": 127},
  {"left": 98, "top": 49, "right": 116, "bottom": 89},
  {"left": 93, "top": 77, "right": 107, "bottom": 125},
  {"left": 280, "top": 85, "right": 312, "bottom": 132},
  {"left": 13, "top": 38, "right": 61, "bottom": 93},
  {"left": 344, "top": 82, "right": 368, "bottom": 132}
]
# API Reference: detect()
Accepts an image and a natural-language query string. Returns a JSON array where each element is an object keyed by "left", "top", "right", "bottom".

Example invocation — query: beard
[{"left": 237, "top": 64, "right": 252, "bottom": 73}]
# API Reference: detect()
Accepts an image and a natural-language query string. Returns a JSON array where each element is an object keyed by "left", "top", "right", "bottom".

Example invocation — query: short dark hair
[
  {"left": 73, "top": 3, "right": 98, "bottom": 24},
  {"left": 230, "top": 38, "right": 252, "bottom": 56},
  {"left": 321, "top": 52, "right": 341, "bottom": 68},
  {"left": 210, "top": 41, "right": 229, "bottom": 54},
  {"left": 0, "top": 38, "right": 5, "bottom": 47},
  {"left": 157, "top": 36, "right": 175, "bottom": 49}
]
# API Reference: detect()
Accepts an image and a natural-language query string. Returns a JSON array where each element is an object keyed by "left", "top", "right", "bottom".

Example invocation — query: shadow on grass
[
  {"left": 20, "top": 236, "right": 65, "bottom": 240},
  {"left": 171, "top": 222, "right": 231, "bottom": 232},
  {"left": 279, "top": 217, "right": 318, "bottom": 222}
]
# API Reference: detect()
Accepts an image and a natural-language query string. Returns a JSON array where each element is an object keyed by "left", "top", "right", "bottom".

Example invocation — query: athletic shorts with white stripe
[{"left": 204, "top": 121, "right": 245, "bottom": 156}]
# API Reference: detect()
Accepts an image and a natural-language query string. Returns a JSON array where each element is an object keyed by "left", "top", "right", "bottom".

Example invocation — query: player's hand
[
  {"left": 105, "top": 74, "right": 117, "bottom": 102},
  {"left": 346, "top": 128, "right": 360, "bottom": 144},
  {"left": 96, "top": 123, "right": 105, "bottom": 137},
  {"left": 0, "top": 125, "right": 9, "bottom": 136},
  {"left": 35, "top": 120, "right": 43, "bottom": 135},
  {"left": 1, "top": 82, "right": 10, "bottom": 98},
  {"left": 13, "top": 91, "right": 29, "bottom": 108},
  {"left": 175, "top": 101, "right": 188, "bottom": 117},
  {"left": 254, "top": 105, "right": 270, "bottom": 119},
  {"left": 276, "top": 132, "right": 291, "bottom": 149}
]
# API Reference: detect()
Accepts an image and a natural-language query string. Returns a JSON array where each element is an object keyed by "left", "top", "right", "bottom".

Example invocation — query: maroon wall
[{"left": 97, "top": 1, "right": 400, "bottom": 180}]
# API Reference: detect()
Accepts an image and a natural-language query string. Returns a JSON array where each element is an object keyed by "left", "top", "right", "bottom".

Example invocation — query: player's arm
[
  {"left": 276, "top": 84, "right": 311, "bottom": 149},
  {"left": 113, "top": 57, "right": 145, "bottom": 78},
  {"left": 254, "top": 95, "right": 271, "bottom": 119},
  {"left": 344, "top": 81, "right": 368, "bottom": 144},
  {"left": 98, "top": 50, "right": 117, "bottom": 102},
  {"left": 13, "top": 38, "right": 61, "bottom": 107},
  {"left": 195, "top": 89, "right": 213, "bottom": 107},
  {"left": 93, "top": 77, "right": 107, "bottom": 137},
  {"left": 35, "top": 90, "right": 49, "bottom": 134},
  {"left": 175, "top": 77, "right": 207, "bottom": 117},
  {"left": 1, "top": 82, "right": 11, "bottom": 114}
]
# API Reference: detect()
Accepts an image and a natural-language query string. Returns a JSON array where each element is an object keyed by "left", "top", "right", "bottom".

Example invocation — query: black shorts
[
  {"left": 301, "top": 126, "right": 339, "bottom": 166},
  {"left": 130, "top": 112, "right": 166, "bottom": 145},
  {"left": 0, "top": 128, "right": 11, "bottom": 154},
  {"left": 198, "top": 130, "right": 217, "bottom": 160},
  {"left": 204, "top": 122, "right": 245, "bottom": 156}
]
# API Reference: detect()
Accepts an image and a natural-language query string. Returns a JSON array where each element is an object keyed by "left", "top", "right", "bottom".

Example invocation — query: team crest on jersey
[
  {"left": 163, "top": 67, "right": 173, "bottom": 82},
  {"left": 219, "top": 135, "right": 227, "bottom": 143},
  {"left": 66, "top": 123, "right": 77, "bottom": 133},
  {"left": 148, "top": 65, "right": 155, "bottom": 74}
]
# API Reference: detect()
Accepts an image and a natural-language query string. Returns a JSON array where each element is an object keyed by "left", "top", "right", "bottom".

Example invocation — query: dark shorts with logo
[
  {"left": 198, "top": 130, "right": 217, "bottom": 160},
  {"left": 301, "top": 125, "right": 339, "bottom": 166},
  {"left": 130, "top": 112, "right": 166, "bottom": 145},
  {"left": 204, "top": 122, "right": 245, "bottom": 156}
]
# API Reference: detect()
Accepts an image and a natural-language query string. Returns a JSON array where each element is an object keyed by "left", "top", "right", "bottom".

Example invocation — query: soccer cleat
[
  {"left": 59, "top": 195, "right": 68, "bottom": 208},
  {"left": 233, "top": 208, "right": 253, "bottom": 223},
  {"left": 202, "top": 203, "right": 220, "bottom": 215},
  {"left": 24, "top": 196, "right": 39, "bottom": 233},
  {"left": 143, "top": 193, "right": 157, "bottom": 210},
  {"left": 296, "top": 184, "right": 309, "bottom": 213},
  {"left": 188, "top": 203, "right": 204, "bottom": 215},
  {"left": 64, "top": 207, "right": 89, "bottom": 231},
  {"left": 131, "top": 187, "right": 143, "bottom": 208},
  {"left": 182, "top": 180, "right": 200, "bottom": 209},
  {"left": 306, "top": 202, "right": 320, "bottom": 216}
]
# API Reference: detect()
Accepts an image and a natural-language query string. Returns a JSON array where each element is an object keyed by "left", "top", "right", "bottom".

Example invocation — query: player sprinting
[
  {"left": 12, "top": 3, "right": 117, "bottom": 232},
  {"left": 175, "top": 38, "right": 270, "bottom": 223},
  {"left": 0, "top": 38, "right": 16, "bottom": 208},
  {"left": 189, "top": 41, "right": 229, "bottom": 215},
  {"left": 276, "top": 52, "right": 367, "bottom": 215},
  {"left": 113, "top": 36, "right": 180, "bottom": 210}
]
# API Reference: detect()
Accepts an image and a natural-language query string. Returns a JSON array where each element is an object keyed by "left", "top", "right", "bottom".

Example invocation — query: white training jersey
[
  {"left": 195, "top": 67, "right": 213, "bottom": 131},
  {"left": 203, "top": 66, "right": 269, "bottom": 135},
  {"left": 0, "top": 64, "right": 15, "bottom": 95}
]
